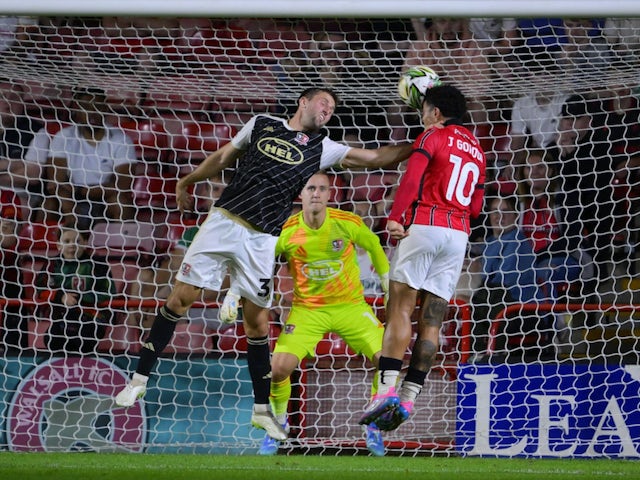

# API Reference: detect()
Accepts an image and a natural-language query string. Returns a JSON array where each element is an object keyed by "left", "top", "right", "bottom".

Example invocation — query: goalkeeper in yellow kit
[{"left": 223, "top": 171, "right": 389, "bottom": 455}]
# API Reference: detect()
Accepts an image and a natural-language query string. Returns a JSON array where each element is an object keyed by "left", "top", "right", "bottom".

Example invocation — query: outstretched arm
[{"left": 340, "top": 143, "right": 413, "bottom": 170}]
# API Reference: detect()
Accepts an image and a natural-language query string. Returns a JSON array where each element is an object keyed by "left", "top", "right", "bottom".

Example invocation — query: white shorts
[
  {"left": 176, "top": 208, "right": 278, "bottom": 308},
  {"left": 389, "top": 225, "right": 468, "bottom": 301}
]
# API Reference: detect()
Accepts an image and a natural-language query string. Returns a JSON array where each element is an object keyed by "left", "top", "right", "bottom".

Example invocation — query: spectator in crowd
[
  {"left": 517, "top": 149, "right": 583, "bottom": 299},
  {"left": 12, "top": 126, "right": 59, "bottom": 223},
  {"left": 307, "top": 30, "right": 351, "bottom": 87},
  {"left": 509, "top": 68, "right": 569, "bottom": 165},
  {"left": 469, "top": 17, "right": 520, "bottom": 55},
  {"left": 553, "top": 94, "right": 624, "bottom": 288},
  {"left": 592, "top": 86, "right": 640, "bottom": 264},
  {"left": 556, "top": 18, "right": 613, "bottom": 77},
  {"left": 241, "top": 171, "right": 389, "bottom": 456},
  {"left": 471, "top": 195, "right": 549, "bottom": 359},
  {"left": 597, "top": 84, "right": 640, "bottom": 158},
  {"left": 129, "top": 224, "right": 196, "bottom": 333},
  {"left": 49, "top": 87, "right": 137, "bottom": 230},
  {"left": 468, "top": 17, "right": 521, "bottom": 81},
  {"left": 0, "top": 78, "right": 45, "bottom": 221},
  {"left": 0, "top": 16, "right": 38, "bottom": 56},
  {"left": 403, "top": 17, "right": 493, "bottom": 125},
  {"left": 366, "top": 20, "right": 414, "bottom": 80},
  {"left": 271, "top": 27, "right": 351, "bottom": 103},
  {"left": 0, "top": 194, "right": 26, "bottom": 354},
  {"left": 602, "top": 17, "right": 640, "bottom": 65},
  {"left": 270, "top": 23, "right": 315, "bottom": 96},
  {"left": 515, "top": 18, "right": 566, "bottom": 61},
  {"left": 34, "top": 224, "right": 116, "bottom": 354}
]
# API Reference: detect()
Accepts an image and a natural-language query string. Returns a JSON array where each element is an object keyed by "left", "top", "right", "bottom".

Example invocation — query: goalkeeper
[{"left": 223, "top": 171, "right": 390, "bottom": 456}]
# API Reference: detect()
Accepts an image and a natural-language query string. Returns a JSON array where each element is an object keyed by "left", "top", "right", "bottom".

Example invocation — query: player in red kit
[{"left": 359, "top": 84, "right": 486, "bottom": 430}]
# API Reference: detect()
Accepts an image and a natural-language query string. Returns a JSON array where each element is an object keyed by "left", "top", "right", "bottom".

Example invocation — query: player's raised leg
[
  {"left": 392, "top": 292, "right": 447, "bottom": 430},
  {"left": 115, "top": 281, "right": 201, "bottom": 407},
  {"left": 359, "top": 280, "right": 416, "bottom": 426}
]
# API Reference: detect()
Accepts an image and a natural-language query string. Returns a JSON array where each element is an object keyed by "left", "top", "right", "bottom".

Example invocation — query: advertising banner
[
  {"left": 1, "top": 355, "right": 258, "bottom": 453},
  {"left": 457, "top": 363, "right": 640, "bottom": 458}
]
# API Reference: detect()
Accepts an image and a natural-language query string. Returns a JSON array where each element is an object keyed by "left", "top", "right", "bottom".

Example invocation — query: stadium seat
[
  {"left": 253, "top": 22, "right": 313, "bottom": 62},
  {"left": 473, "top": 122, "right": 511, "bottom": 162},
  {"left": 28, "top": 318, "right": 51, "bottom": 351},
  {"left": 19, "top": 257, "right": 46, "bottom": 303},
  {"left": 327, "top": 172, "right": 348, "bottom": 206},
  {"left": 346, "top": 173, "right": 398, "bottom": 202},
  {"left": 170, "top": 19, "right": 255, "bottom": 70},
  {"left": 211, "top": 69, "right": 280, "bottom": 125},
  {"left": 120, "top": 118, "right": 171, "bottom": 162},
  {"left": 217, "top": 323, "right": 248, "bottom": 354},
  {"left": 347, "top": 173, "right": 389, "bottom": 203},
  {"left": 142, "top": 76, "right": 214, "bottom": 112},
  {"left": 98, "top": 321, "right": 142, "bottom": 354},
  {"left": 22, "top": 80, "right": 72, "bottom": 120},
  {"left": 151, "top": 111, "right": 207, "bottom": 142},
  {"left": 164, "top": 322, "right": 214, "bottom": 354},
  {"left": 131, "top": 168, "right": 179, "bottom": 211},
  {"left": 44, "top": 120, "right": 70, "bottom": 137},
  {"left": 163, "top": 216, "right": 200, "bottom": 251},
  {"left": 105, "top": 85, "right": 144, "bottom": 116},
  {"left": 217, "top": 321, "right": 280, "bottom": 355},
  {"left": 89, "top": 221, "right": 156, "bottom": 259},
  {"left": 107, "top": 259, "right": 142, "bottom": 296},
  {"left": 17, "top": 222, "right": 61, "bottom": 257},
  {"left": 174, "top": 121, "right": 236, "bottom": 164}
]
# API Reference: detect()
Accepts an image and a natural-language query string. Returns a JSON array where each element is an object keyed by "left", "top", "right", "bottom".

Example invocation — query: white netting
[{"left": 1, "top": 15, "right": 639, "bottom": 456}]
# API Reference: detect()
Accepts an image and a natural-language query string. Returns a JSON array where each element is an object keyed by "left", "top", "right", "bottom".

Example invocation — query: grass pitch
[{"left": 1, "top": 452, "right": 639, "bottom": 480}]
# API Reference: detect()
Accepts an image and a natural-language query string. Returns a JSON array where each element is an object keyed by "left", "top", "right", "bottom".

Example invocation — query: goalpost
[{"left": 1, "top": 2, "right": 640, "bottom": 457}]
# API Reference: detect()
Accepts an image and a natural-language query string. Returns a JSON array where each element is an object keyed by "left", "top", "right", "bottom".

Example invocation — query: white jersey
[
  {"left": 510, "top": 92, "right": 569, "bottom": 148},
  {"left": 49, "top": 125, "right": 136, "bottom": 187}
]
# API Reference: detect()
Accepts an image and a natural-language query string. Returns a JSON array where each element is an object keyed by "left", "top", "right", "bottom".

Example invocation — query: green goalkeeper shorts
[{"left": 273, "top": 301, "right": 384, "bottom": 361}]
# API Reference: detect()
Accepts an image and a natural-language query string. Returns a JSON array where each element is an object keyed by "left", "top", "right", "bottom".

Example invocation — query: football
[{"left": 397, "top": 66, "right": 442, "bottom": 110}]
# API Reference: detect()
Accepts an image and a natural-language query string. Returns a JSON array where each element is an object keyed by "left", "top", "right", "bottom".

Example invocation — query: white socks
[
  {"left": 377, "top": 370, "right": 400, "bottom": 395},
  {"left": 131, "top": 373, "right": 149, "bottom": 387},
  {"left": 399, "top": 381, "right": 422, "bottom": 404}
]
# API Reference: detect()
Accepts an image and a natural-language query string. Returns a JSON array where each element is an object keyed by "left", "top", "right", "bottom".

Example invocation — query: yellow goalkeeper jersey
[{"left": 276, "top": 207, "right": 389, "bottom": 308}]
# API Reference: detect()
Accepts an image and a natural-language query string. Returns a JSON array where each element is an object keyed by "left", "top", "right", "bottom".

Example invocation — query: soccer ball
[{"left": 397, "top": 66, "right": 442, "bottom": 110}]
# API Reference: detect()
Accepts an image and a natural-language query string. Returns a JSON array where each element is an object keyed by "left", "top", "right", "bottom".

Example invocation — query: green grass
[{"left": 1, "top": 453, "right": 639, "bottom": 480}]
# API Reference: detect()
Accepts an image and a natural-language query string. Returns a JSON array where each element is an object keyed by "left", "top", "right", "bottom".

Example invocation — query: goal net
[{"left": 1, "top": 13, "right": 639, "bottom": 456}]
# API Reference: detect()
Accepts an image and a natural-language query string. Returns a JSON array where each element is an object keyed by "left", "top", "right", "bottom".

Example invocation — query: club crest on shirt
[
  {"left": 285, "top": 324, "right": 296, "bottom": 334},
  {"left": 181, "top": 263, "right": 192, "bottom": 276},
  {"left": 294, "top": 132, "right": 309, "bottom": 146},
  {"left": 332, "top": 239, "right": 343, "bottom": 251}
]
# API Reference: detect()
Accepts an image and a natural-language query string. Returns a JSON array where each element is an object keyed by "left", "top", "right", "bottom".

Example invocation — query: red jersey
[{"left": 389, "top": 121, "right": 486, "bottom": 234}]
